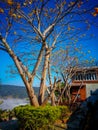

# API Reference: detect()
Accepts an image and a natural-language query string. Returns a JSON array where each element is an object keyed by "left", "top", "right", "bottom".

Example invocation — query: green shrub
[
  {"left": 14, "top": 105, "right": 62, "bottom": 130},
  {"left": 57, "top": 106, "right": 70, "bottom": 120},
  {"left": 0, "top": 100, "right": 3, "bottom": 105},
  {"left": 0, "top": 110, "right": 9, "bottom": 121},
  {"left": 0, "top": 109, "right": 3, "bottom": 121}
]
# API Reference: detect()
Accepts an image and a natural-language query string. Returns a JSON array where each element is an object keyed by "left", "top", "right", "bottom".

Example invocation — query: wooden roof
[
  {"left": 71, "top": 80, "right": 98, "bottom": 86},
  {"left": 73, "top": 66, "right": 98, "bottom": 72}
]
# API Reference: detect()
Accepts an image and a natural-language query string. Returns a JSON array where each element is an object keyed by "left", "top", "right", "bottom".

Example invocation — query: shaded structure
[{"left": 70, "top": 66, "right": 98, "bottom": 103}]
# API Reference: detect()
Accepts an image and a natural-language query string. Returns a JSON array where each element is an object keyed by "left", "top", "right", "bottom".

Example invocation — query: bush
[
  {"left": 0, "top": 109, "right": 15, "bottom": 122},
  {"left": 0, "top": 100, "right": 3, "bottom": 105},
  {"left": 14, "top": 105, "right": 63, "bottom": 130},
  {"left": 0, "top": 109, "right": 9, "bottom": 121},
  {"left": 57, "top": 106, "right": 70, "bottom": 120}
]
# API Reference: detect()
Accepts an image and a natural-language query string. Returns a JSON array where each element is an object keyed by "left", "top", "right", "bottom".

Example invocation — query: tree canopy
[{"left": 0, "top": 0, "right": 98, "bottom": 106}]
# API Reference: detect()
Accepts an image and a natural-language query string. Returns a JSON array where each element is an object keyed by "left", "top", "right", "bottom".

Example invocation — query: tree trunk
[
  {"left": 30, "top": 44, "right": 45, "bottom": 82},
  {"left": 51, "top": 93, "right": 56, "bottom": 106},
  {"left": 11, "top": 55, "right": 39, "bottom": 106},
  {"left": 24, "top": 82, "right": 39, "bottom": 106},
  {"left": 41, "top": 77, "right": 57, "bottom": 106},
  {"left": 47, "top": 53, "right": 56, "bottom": 106},
  {"left": 57, "top": 83, "right": 68, "bottom": 105},
  {"left": 67, "top": 88, "right": 71, "bottom": 105},
  {"left": 38, "top": 48, "right": 50, "bottom": 105},
  {"left": 0, "top": 37, "right": 39, "bottom": 106}
]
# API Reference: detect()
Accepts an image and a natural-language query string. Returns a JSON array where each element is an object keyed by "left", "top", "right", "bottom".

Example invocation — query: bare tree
[{"left": 0, "top": 0, "right": 97, "bottom": 106}]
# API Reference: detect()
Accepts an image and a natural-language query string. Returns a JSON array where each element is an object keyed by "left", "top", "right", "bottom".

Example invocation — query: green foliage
[
  {"left": 0, "top": 109, "right": 2, "bottom": 118},
  {"left": 57, "top": 106, "right": 70, "bottom": 120},
  {"left": 0, "top": 110, "right": 9, "bottom": 121},
  {"left": 14, "top": 105, "right": 69, "bottom": 130},
  {"left": 0, "top": 109, "right": 15, "bottom": 122},
  {"left": 0, "top": 100, "right": 3, "bottom": 105}
]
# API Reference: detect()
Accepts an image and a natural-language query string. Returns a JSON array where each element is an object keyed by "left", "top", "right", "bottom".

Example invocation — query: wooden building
[{"left": 70, "top": 66, "right": 98, "bottom": 103}]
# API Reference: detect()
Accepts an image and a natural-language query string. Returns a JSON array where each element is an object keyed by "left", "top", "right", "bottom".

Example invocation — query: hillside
[{"left": 0, "top": 85, "right": 39, "bottom": 99}]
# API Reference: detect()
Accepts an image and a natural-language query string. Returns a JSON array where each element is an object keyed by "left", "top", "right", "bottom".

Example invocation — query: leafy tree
[{"left": 0, "top": 0, "right": 98, "bottom": 106}]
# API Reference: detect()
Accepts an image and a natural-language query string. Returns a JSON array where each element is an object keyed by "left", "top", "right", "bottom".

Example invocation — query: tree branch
[{"left": 17, "top": 9, "right": 43, "bottom": 39}]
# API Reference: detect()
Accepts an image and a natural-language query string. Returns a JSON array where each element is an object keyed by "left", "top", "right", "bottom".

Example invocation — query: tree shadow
[
  {"left": 65, "top": 89, "right": 98, "bottom": 130},
  {"left": 0, "top": 120, "right": 19, "bottom": 130}
]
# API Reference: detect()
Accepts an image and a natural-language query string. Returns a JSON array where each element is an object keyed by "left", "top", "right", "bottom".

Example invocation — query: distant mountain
[{"left": 0, "top": 85, "right": 39, "bottom": 99}]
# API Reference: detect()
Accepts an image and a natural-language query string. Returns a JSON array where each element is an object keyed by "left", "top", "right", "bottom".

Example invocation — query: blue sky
[
  {"left": 0, "top": 50, "right": 40, "bottom": 86},
  {"left": 0, "top": 51, "right": 23, "bottom": 86},
  {"left": 0, "top": 36, "right": 98, "bottom": 86},
  {"left": 0, "top": 0, "right": 98, "bottom": 86}
]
